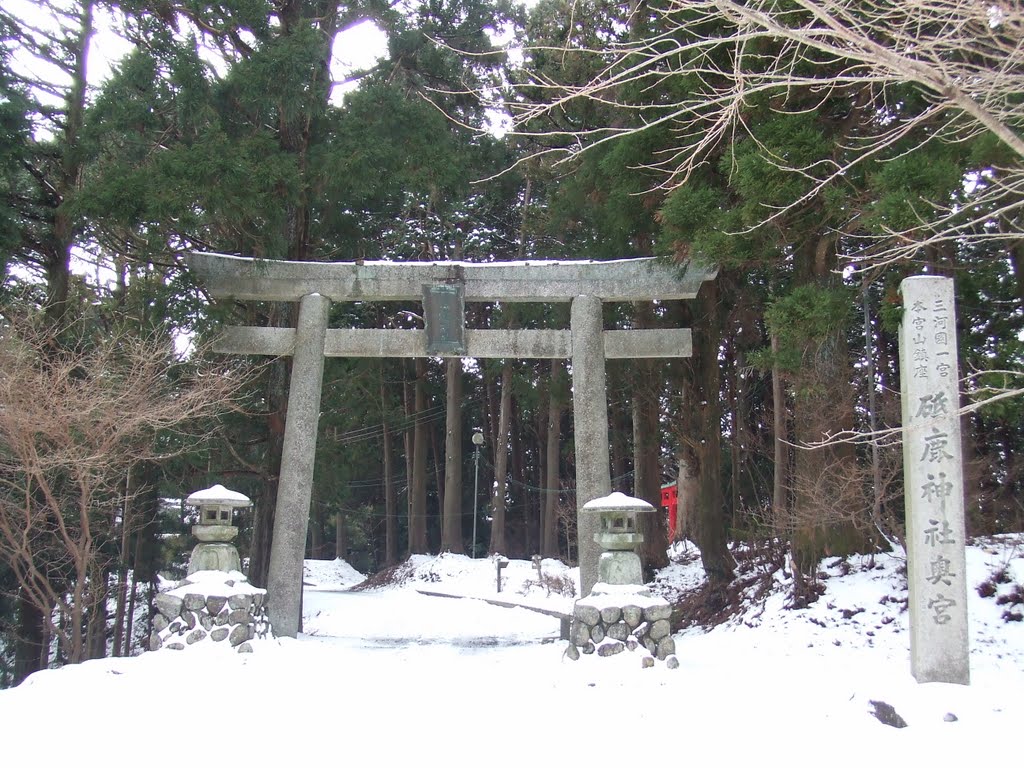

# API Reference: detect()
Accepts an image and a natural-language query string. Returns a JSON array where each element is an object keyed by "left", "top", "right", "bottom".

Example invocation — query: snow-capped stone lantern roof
[
  {"left": 186, "top": 484, "right": 251, "bottom": 526},
  {"left": 583, "top": 491, "right": 652, "bottom": 551}
]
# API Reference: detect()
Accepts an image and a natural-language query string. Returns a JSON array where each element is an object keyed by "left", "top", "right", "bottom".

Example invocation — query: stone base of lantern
[
  {"left": 598, "top": 550, "right": 643, "bottom": 585},
  {"left": 565, "top": 583, "right": 677, "bottom": 668},
  {"left": 187, "top": 543, "right": 242, "bottom": 575},
  {"left": 149, "top": 570, "right": 272, "bottom": 654}
]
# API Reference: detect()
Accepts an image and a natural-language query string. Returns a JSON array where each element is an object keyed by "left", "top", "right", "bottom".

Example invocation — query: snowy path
[
  {"left": 2, "top": 550, "right": 1022, "bottom": 766},
  {"left": 301, "top": 588, "right": 561, "bottom": 649}
]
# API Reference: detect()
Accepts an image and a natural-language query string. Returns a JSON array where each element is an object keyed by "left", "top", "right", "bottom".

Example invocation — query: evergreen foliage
[{"left": 0, "top": 0, "right": 1022, "bottom": 682}]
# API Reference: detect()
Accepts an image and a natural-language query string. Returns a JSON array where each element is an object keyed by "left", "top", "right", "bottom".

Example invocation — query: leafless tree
[
  {"left": 0, "top": 315, "right": 249, "bottom": 665},
  {"left": 506, "top": 0, "right": 1023, "bottom": 270}
]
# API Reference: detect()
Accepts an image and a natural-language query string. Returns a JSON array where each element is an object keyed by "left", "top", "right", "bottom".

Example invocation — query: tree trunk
[
  {"left": 430, "top": 418, "right": 444, "bottom": 550},
  {"left": 124, "top": 461, "right": 157, "bottom": 656},
  {"left": 112, "top": 555, "right": 128, "bottom": 658},
  {"left": 771, "top": 333, "right": 789, "bottom": 526},
  {"left": 609, "top": 364, "right": 630, "bottom": 492},
  {"left": 682, "top": 281, "right": 733, "bottom": 585},
  {"left": 632, "top": 302, "right": 669, "bottom": 574},
  {"left": 123, "top": 528, "right": 143, "bottom": 657},
  {"left": 86, "top": 574, "right": 108, "bottom": 660},
  {"left": 250, "top": 346, "right": 292, "bottom": 588},
  {"left": 633, "top": 364, "right": 668, "bottom": 574},
  {"left": 441, "top": 358, "right": 464, "bottom": 552},
  {"left": 510, "top": 406, "right": 526, "bottom": 557},
  {"left": 334, "top": 509, "right": 347, "bottom": 561},
  {"left": 382, "top": 369, "right": 398, "bottom": 566},
  {"left": 13, "top": 593, "right": 47, "bottom": 684},
  {"left": 488, "top": 363, "right": 513, "bottom": 555},
  {"left": 403, "top": 368, "right": 414, "bottom": 553},
  {"left": 518, "top": 175, "right": 532, "bottom": 261},
  {"left": 728, "top": 343, "right": 745, "bottom": 519},
  {"left": 862, "top": 278, "right": 884, "bottom": 542},
  {"left": 676, "top": 454, "right": 698, "bottom": 541},
  {"left": 789, "top": 237, "right": 869, "bottom": 591},
  {"left": 533, "top": 410, "right": 546, "bottom": 556},
  {"left": 409, "top": 358, "right": 429, "bottom": 554},
  {"left": 111, "top": 472, "right": 132, "bottom": 658},
  {"left": 484, "top": 367, "right": 498, "bottom": 450},
  {"left": 541, "top": 360, "right": 564, "bottom": 557},
  {"left": 310, "top": 494, "right": 324, "bottom": 560},
  {"left": 42, "top": 1, "right": 93, "bottom": 325},
  {"left": 68, "top": 574, "right": 87, "bottom": 664}
]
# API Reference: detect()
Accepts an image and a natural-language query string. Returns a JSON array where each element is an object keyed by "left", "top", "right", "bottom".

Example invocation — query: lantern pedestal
[{"left": 188, "top": 543, "right": 242, "bottom": 574}]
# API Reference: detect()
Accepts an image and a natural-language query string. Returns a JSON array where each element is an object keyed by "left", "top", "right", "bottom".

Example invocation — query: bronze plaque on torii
[{"left": 423, "top": 283, "right": 466, "bottom": 356}]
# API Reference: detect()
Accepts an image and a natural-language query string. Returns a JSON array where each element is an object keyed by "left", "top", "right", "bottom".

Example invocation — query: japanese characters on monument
[{"left": 898, "top": 276, "right": 970, "bottom": 685}]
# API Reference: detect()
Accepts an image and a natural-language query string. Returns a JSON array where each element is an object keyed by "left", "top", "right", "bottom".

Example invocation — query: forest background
[{"left": 0, "top": 0, "right": 1021, "bottom": 687}]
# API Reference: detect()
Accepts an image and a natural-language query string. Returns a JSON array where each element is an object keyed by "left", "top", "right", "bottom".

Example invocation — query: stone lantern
[
  {"left": 582, "top": 491, "right": 653, "bottom": 586},
  {"left": 569, "top": 491, "right": 676, "bottom": 666},
  {"left": 185, "top": 484, "right": 250, "bottom": 575},
  {"left": 149, "top": 485, "right": 271, "bottom": 654}
]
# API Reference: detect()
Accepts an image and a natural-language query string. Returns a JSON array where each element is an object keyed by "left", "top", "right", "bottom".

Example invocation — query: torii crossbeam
[{"left": 187, "top": 252, "right": 716, "bottom": 637}]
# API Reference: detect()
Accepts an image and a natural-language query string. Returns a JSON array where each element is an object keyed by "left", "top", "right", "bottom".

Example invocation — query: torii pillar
[
  {"left": 187, "top": 253, "right": 716, "bottom": 636},
  {"left": 265, "top": 293, "right": 330, "bottom": 632},
  {"left": 571, "top": 294, "right": 611, "bottom": 596}
]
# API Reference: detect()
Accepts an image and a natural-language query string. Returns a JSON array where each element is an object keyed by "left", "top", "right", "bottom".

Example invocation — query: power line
[{"left": 324, "top": 395, "right": 484, "bottom": 446}]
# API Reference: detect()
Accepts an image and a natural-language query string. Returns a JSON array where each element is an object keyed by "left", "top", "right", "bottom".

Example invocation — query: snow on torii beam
[
  {"left": 187, "top": 251, "right": 713, "bottom": 303},
  {"left": 186, "top": 252, "right": 716, "bottom": 638}
]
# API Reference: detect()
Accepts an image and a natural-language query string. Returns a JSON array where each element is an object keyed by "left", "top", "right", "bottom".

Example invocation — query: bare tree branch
[
  {"left": 0, "top": 313, "right": 252, "bottom": 664},
  {"left": 501, "top": 0, "right": 1024, "bottom": 270}
]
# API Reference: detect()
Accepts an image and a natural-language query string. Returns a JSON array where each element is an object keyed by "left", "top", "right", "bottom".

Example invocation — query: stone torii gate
[{"left": 187, "top": 252, "right": 716, "bottom": 637}]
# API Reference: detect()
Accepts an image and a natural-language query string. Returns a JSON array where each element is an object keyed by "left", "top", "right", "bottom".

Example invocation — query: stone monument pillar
[{"left": 898, "top": 276, "right": 969, "bottom": 685}]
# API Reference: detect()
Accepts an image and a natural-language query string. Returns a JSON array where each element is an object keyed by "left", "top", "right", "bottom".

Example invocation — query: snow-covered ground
[{"left": 2, "top": 538, "right": 1022, "bottom": 766}]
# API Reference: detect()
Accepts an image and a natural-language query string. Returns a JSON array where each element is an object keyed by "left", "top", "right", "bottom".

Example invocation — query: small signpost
[
  {"left": 898, "top": 276, "right": 970, "bottom": 685},
  {"left": 495, "top": 557, "right": 509, "bottom": 593}
]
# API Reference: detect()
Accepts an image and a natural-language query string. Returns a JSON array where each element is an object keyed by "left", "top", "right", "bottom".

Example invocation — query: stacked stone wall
[
  {"left": 149, "top": 582, "right": 271, "bottom": 654},
  {"left": 567, "top": 596, "right": 677, "bottom": 668}
]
